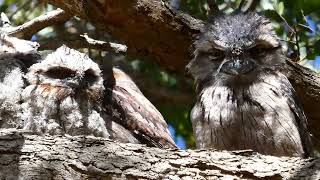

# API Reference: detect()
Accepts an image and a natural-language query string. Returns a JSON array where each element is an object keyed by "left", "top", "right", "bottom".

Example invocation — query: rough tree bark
[
  {"left": 45, "top": 0, "right": 320, "bottom": 150},
  {"left": 0, "top": 129, "right": 319, "bottom": 179}
]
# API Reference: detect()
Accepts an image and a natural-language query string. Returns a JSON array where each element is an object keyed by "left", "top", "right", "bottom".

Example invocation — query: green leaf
[{"left": 278, "top": 2, "right": 284, "bottom": 15}]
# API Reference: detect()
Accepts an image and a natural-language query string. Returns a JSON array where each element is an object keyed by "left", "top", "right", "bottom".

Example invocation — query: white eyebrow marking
[
  {"left": 256, "top": 34, "right": 279, "bottom": 48},
  {"left": 196, "top": 40, "right": 226, "bottom": 52}
]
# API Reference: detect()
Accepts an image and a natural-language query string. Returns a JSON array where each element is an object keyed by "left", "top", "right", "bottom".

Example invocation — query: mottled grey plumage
[
  {"left": 19, "top": 46, "right": 176, "bottom": 148},
  {"left": 0, "top": 34, "right": 39, "bottom": 128},
  {"left": 0, "top": 13, "right": 175, "bottom": 148},
  {"left": 0, "top": 59, "right": 25, "bottom": 128},
  {"left": 103, "top": 67, "right": 177, "bottom": 148},
  {"left": 187, "top": 12, "right": 313, "bottom": 157}
]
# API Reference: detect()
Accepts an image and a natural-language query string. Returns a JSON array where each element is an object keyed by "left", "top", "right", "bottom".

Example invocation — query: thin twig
[
  {"left": 293, "top": 26, "right": 300, "bottom": 50},
  {"left": 292, "top": 25, "right": 301, "bottom": 62},
  {"left": 276, "top": 11, "right": 295, "bottom": 33},
  {"left": 298, "top": 23, "right": 314, "bottom": 32},
  {"left": 279, "top": 39, "right": 296, "bottom": 44},
  {"left": 274, "top": 11, "right": 301, "bottom": 61},
  {"left": 39, "top": 33, "right": 127, "bottom": 54},
  {"left": 300, "top": 10, "right": 314, "bottom": 33}
]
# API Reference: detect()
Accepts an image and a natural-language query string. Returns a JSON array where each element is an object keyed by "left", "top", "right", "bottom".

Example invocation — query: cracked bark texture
[
  {"left": 45, "top": 0, "right": 320, "bottom": 151},
  {"left": 0, "top": 129, "right": 319, "bottom": 179}
]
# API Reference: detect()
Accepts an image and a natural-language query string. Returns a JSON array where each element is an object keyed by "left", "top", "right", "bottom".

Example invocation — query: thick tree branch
[
  {"left": 2, "top": 9, "right": 128, "bottom": 54},
  {"left": 46, "top": 0, "right": 204, "bottom": 72},
  {"left": 0, "top": 129, "right": 319, "bottom": 179},
  {"left": 45, "top": 0, "right": 320, "bottom": 150},
  {"left": 4, "top": 8, "right": 73, "bottom": 39},
  {"left": 285, "top": 61, "right": 320, "bottom": 149}
]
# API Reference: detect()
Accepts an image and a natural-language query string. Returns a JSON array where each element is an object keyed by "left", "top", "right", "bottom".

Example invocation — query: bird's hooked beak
[
  {"left": 220, "top": 58, "right": 255, "bottom": 76},
  {"left": 66, "top": 72, "right": 84, "bottom": 88}
]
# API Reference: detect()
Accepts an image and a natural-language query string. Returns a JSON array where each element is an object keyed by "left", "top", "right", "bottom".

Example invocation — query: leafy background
[{"left": 1, "top": 0, "right": 319, "bottom": 149}]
